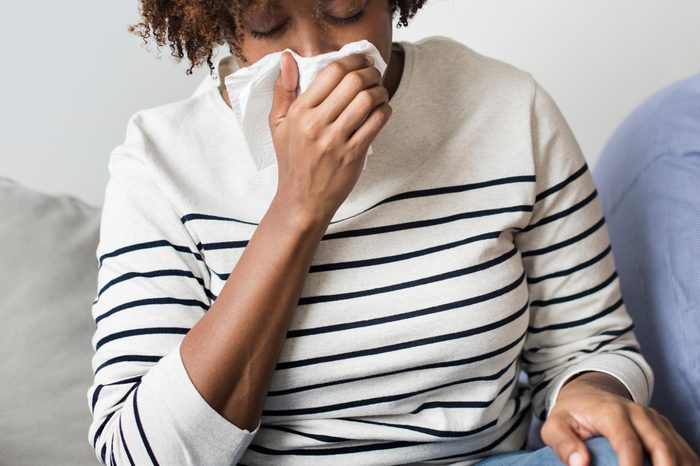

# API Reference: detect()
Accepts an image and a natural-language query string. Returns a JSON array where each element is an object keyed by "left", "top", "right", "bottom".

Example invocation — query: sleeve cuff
[
  {"left": 544, "top": 351, "right": 654, "bottom": 419},
  {"left": 139, "top": 343, "right": 261, "bottom": 464}
]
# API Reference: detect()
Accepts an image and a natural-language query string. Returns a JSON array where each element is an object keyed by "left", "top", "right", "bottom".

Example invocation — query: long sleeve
[
  {"left": 86, "top": 113, "right": 261, "bottom": 465},
  {"left": 514, "top": 79, "right": 654, "bottom": 422}
]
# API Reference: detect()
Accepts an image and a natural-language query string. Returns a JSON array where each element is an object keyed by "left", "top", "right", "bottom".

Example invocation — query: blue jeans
[{"left": 473, "top": 436, "right": 654, "bottom": 465}]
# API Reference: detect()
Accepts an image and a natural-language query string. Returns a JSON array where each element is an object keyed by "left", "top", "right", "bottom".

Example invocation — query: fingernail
[
  {"left": 366, "top": 55, "right": 375, "bottom": 66},
  {"left": 568, "top": 451, "right": 584, "bottom": 466}
]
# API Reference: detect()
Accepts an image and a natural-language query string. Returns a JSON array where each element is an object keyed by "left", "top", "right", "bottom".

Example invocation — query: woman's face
[{"left": 233, "top": 0, "right": 394, "bottom": 68}]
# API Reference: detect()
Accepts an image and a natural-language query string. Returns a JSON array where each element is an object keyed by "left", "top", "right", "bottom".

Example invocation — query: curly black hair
[{"left": 127, "top": 0, "right": 428, "bottom": 75}]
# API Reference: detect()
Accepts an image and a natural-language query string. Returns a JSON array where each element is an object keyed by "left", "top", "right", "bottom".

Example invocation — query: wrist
[
  {"left": 561, "top": 371, "right": 633, "bottom": 401},
  {"left": 269, "top": 193, "right": 333, "bottom": 233},
  {"left": 561, "top": 371, "right": 634, "bottom": 401}
]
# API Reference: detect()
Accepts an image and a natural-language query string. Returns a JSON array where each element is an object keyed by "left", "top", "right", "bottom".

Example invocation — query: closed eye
[{"left": 249, "top": 9, "right": 365, "bottom": 40}]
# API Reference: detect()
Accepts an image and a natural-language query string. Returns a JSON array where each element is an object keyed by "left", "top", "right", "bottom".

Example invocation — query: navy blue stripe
[
  {"left": 96, "top": 327, "right": 189, "bottom": 351},
  {"left": 93, "top": 383, "right": 138, "bottom": 448},
  {"left": 298, "top": 246, "right": 518, "bottom": 306},
  {"left": 532, "top": 378, "right": 550, "bottom": 397},
  {"left": 101, "top": 443, "right": 106, "bottom": 464},
  {"left": 92, "top": 376, "right": 141, "bottom": 413},
  {"left": 346, "top": 416, "right": 498, "bottom": 439},
  {"left": 94, "top": 297, "right": 209, "bottom": 325},
  {"left": 529, "top": 297, "right": 623, "bottom": 333},
  {"left": 196, "top": 239, "right": 248, "bottom": 251},
  {"left": 181, "top": 212, "right": 259, "bottom": 226},
  {"left": 526, "top": 323, "right": 634, "bottom": 356},
  {"left": 98, "top": 240, "right": 203, "bottom": 268},
  {"left": 421, "top": 409, "right": 529, "bottom": 461},
  {"left": 110, "top": 434, "right": 116, "bottom": 466},
  {"left": 309, "top": 231, "right": 502, "bottom": 273},
  {"left": 119, "top": 416, "right": 136, "bottom": 466},
  {"left": 530, "top": 271, "right": 618, "bottom": 307},
  {"left": 263, "top": 424, "right": 351, "bottom": 442},
  {"left": 197, "top": 205, "right": 530, "bottom": 256},
  {"left": 277, "top": 273, "right": 526, "bottom": 370},
  {"left": 322, "top": 205, "right": 533, "bottom": 241},
  {"left": 289, "top": 277, "right": 527, "bottom": 341},
  {"left": 525, "top": 324, "right": 636, "bottom": 377},
  {"left": 95, "top": 355, "right": 162, "bottom": 376},
  {"left": 520, "top": 217, "right": 605, "bottom": 258},
  {"left": 181, "top": 175, "right": 537, "bottom": 226},
  {"left": 520, "top": 189, "right": 597, "bottom": 232},
  {"left": 526, "top": 245, "right": 611, "bottom": 284},
  {"left": 535, "top": 163, "right": 588, "bottom": 202},
  {"left": 132, "top": 385, "right": 160, "bottom": 466},
  {"left": 269, "top": 326, "right": 527, "bottom": 397},
  {"left": 94, "top": 269, "right": 212, "bottom": 304},
  {"left": 211, "top": 230, "right": 503, "bottom": 282},
  {"left": 249, "top": 410, "right": 528, "bottom": 456},
  {"left": 411, "top": 371, "right": 516, "bottom": 414},
  {"left": 265, "top": 356, "right": 520, "bottom": 417},
  {"left": 512, "top": 390, "right": 522, "bottom": 418}
]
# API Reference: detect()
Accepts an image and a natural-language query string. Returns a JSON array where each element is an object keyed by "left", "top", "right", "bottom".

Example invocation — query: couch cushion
[{"left": 0, "top": 177, "right": 101, "bottom": 465}]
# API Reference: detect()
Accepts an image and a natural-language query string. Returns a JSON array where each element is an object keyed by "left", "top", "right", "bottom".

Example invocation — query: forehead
[{"left": 241, "top": 0, "right": 365, "bottom": 13}]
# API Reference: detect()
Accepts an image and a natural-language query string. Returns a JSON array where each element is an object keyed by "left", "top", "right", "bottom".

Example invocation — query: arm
[
  {"left": 87, "top": 113, "right": 330, "bottom": 465},
  {"left": 511, "top": 78, "right": 700, "bottom": 466},
  {"left": 512, "top": 78, "right": 654, "bottom": 421}
]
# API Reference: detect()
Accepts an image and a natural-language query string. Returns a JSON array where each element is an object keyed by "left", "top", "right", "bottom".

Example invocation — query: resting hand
[{"left": 540, "top": 371, "right": 699, "bottom": 466}]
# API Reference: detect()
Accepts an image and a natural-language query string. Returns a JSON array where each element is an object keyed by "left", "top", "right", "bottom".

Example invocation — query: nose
[{"left": 288, "top": 20, "right": 343, "bottom": 58}]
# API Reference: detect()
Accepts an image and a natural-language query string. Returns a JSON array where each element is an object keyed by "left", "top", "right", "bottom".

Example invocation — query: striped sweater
[{"left": 87, "top": 35, "right": 654, "bottom": 465}]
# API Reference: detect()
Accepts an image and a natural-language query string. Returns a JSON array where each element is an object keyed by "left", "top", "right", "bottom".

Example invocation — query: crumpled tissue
[{"left": 223, "top": 39, "right": 388, "bottom": 171}]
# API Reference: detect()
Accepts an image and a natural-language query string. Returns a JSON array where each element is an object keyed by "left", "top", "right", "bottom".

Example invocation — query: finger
[
  {"left": 298, "top": 53, "right": 373, "bottom": 108},
  {"left": 269, "top": 51, "right": 299, "bottom": 128},
  {"left": 315, "top": 65, "right": 382, "bottom": 124},
  {"left": 598, "top": 409, "right": 646, "bottom": 466},
  {"left": 540, "top": 414, "right": 590, "bottom": 466},
  {"left": 643, "top": 407, "right": 699, "bottom": 466},
  {"left": 332, "top": 85, "right": 390, "bottom": 140},
  {"left": 345, "top": 103, "right": 391, "bottom": 157},
  {"left": 655, "top": 412, "right": 700, "bottom": 465},
  {"left": 626, "top": 406, "right": 677, "bottom": 466}
]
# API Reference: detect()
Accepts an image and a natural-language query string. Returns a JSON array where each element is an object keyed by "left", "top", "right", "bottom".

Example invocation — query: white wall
[{"left": 1, "top": 0, "right": 698, "bottom": 207}]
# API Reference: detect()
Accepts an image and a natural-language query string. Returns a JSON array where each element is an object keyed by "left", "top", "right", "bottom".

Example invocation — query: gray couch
[{"left": 0, "top": 176, "right": 100, "bottom": 465}]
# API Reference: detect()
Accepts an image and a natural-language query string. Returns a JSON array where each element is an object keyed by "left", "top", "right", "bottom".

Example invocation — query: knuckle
[
  {"left": 628, "top": 402, "right": 647, "bottom": 417},
  {"left": 358, "top": 89, "right": 374, "bottom": 108},
  {"left": 301, "top": 117, "right": 321, "bottom": 139},
  {"left": 652, "top": 441, "right": 673, "bottom": 459},
  {"left": 345, "top": 72, "right": 365, "bottom": 90},
  {"left": 327, "top": 61, "right": 346, "bottom": 78},
  {"left": 620, "top": 436, "right": 643, "bottom": 454}
]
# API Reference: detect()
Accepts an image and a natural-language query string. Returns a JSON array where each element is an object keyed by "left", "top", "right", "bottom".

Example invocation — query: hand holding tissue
[{"left": 224, "top": 39, "right": 388, "bottom": 172}]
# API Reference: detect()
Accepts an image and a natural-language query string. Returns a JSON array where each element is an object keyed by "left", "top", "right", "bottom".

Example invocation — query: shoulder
[
  {"left": 407, "top": 35, "right": 537, "bottom": 101},
  {"left": 594, "top": 72, "right": 700, "bottom": 210},
  {"left": 113, "top": 89, "right": 218, "bottom": 171},
  {"left": 125, "top": 91, "right": 212, "bottom": 146}
]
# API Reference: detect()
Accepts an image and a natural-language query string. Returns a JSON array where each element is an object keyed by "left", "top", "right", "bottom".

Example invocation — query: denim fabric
[{"left": 472, "top": 436, "right": 653, "bottom": 465}]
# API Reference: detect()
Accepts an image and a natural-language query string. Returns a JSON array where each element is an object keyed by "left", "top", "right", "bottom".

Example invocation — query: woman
[{"left": 87, "top": 0, "right": 698, "bottom": 465}]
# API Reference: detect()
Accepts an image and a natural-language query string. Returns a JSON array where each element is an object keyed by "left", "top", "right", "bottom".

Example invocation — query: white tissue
[{"left": 223, "top": 39, "right": 388, "bottom": 171}]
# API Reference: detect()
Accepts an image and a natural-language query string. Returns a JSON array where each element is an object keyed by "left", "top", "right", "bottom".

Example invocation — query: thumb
[
  {"left": 270, "top": 51, "right": 299, "bottom": 128},
  {"left": 540, "top": 415, "right": 590, "bottom": 466}
]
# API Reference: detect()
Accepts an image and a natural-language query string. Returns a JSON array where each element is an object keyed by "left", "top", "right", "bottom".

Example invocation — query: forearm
[{"left": 180, "top": 194, "right": 331, "bottom": 432}]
